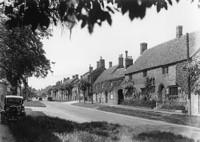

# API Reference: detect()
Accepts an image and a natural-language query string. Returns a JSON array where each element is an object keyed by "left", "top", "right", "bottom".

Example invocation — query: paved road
[{"left": 29, "top": 101, "right": 200, "bottom": 141}]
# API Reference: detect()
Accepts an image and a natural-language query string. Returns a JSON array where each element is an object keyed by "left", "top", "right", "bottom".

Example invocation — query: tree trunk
[
  {"left": 91, "top": 95, "right": 93, "bottom": 104},
  {"left": 10, "top": 85, "right": 18, "bottom": 95},
  {"left": 83, "top": 91, "right": 85, "bottom": 103}
]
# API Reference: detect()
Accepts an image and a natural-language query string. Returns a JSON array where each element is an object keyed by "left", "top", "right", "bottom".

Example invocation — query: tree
[
  {"left": 0, "top": 0, "right": 183, "bottom": 33},
  {"left": 122, "top": 80, "right": 135, "bottom": 98},
  {"left": 142, "top": 77, "right": 155, "bottom": 101},
  {"left": 0, "top": 20, "right": 52, "bottom": 95},
  {"left": 22, "top": 86, "right": 37, "bottom": 99},
  {"left": 185, "top": 55, "right": 200, "bottom": 95},
  {"left": 78, "top": 79, "right": 90, "bottom": 103},
  {"left": 62, "top": 82, "right": 73, "bottom": 100}
]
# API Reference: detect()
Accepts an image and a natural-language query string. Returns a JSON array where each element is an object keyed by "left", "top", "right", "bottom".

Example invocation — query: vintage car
[{"left": 1, "top": 95, "right": 25, "bottom": 123}]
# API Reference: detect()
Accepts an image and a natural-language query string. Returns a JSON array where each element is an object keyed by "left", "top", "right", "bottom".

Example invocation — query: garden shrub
[
  {"left": 122, "top": 99, "right": 156, "bottom": 109},
  {"left": 161, "top": 104, "right": 186, "bottom": 111}
]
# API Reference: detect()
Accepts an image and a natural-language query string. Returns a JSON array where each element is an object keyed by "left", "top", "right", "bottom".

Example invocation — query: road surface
[{"left": 28, "top": 101, "right": 200, "bottom": 141}]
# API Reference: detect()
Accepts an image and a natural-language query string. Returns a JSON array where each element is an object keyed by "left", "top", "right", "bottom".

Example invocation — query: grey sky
[{"left": 29, "top": 0, "right": 200, "bottom": 90}]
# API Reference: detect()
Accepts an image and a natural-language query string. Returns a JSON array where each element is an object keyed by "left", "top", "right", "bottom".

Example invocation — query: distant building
[
  {"left": 80, "top": 57, "right": 105, "bottom": 102},
  {"left": 125, "top": 26, "right": 200, "bottom": 115},
  {"left": 50, "top": 75, "right": 79, "bottom": 101},
  {"left": 93, "top": 52, "right": 133, "bottom": 105}
]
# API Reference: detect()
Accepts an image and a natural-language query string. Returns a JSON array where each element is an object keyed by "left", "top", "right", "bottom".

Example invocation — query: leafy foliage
[
  {"left": 79, "top": 79, "right": 90, "bottom": 92},
  {"left": 0, "top": 20, "right": 52, "bottom": 94},
  {"left": 22, "top": 86, "right": 38, "bottom": 99},
  {"left": 187, "top": 55, "right": 200, "bottom": 94},
  {"left": 0, "top": 0, "right": 181, "bottom": 33},
  {"left": 122, "top": 80, "right": 135, "bottom": 97},
  {"left": 78, "top": 79, "right": 90, "bottom": 102}
]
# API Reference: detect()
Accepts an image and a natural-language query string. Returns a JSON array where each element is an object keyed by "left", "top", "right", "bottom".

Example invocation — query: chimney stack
[
  {"left": 176, "top": 25, "right": 183, "bottom": 38},
  {"left": 118, "top": 54, "right": 124, "bottom": 68},
  {"left": 97, "top": 61, "right": 100, "bottom": 68},
  {"left": 140, "top": 42, "right": 147, "bottom": 55},
  {"left": 109, "top": 61, "right": 112, "bottom": 68},
  {"left": 89, "top": 65, "right": 93, "bottom": 72},
  {"left": 99, "top": 56, "right": 105, "bottom": 68},
  {"left": 125, "top": 51, "right": 133, "bottom": 68},
  {"left": 125, "top": 50, "right": 128, "bottom": 58}
]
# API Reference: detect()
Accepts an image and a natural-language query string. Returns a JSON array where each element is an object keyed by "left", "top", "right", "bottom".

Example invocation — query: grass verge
[
  {"left": 73, "top": 102, "right": 104, "bottom": 109},
  {"left": 24, "top": 101, "right": 46, "bottom": 107},
  {"left": 7, "top": 114, "right": 196, "bottom": 142},
  {"left": 98, "top": 106, "right": 200, "bottom": 128}
]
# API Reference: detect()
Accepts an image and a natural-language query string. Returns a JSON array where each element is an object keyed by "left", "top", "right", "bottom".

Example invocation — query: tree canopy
[
  {"left": 0, "top": 0, "right": 182, "bottom": 33},
  {"left": 0, "top": 19, "right": 52, "bottom": 94}
]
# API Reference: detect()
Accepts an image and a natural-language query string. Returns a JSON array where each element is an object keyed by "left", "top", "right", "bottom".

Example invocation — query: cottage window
[
  {"left": 169, "top": 86, "right": 178, "bottom": 96},
  {"left": 143, "top": 70, "right": 147, "bottom": 77},
  {"left": 162, "top": 66, "right": 169, "bottom": 74}
]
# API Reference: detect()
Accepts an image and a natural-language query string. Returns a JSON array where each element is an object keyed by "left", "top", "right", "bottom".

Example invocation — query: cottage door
[
  {"left": 158, "top": 84, "right": 165, "bottom": 103},
  {"left": 105, "top": 92, "right": 108, "bottom": 103}
]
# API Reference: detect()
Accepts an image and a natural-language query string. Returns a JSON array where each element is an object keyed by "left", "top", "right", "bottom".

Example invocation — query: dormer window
[
  {"left": 162, "top": 66, "right": 168, "bottom": 74},
  {"left": 143, "top": 70, "right": 147, "bottom": 77}
]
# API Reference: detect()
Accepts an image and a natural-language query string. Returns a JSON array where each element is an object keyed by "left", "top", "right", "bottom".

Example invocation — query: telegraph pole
[{"left": 186, "top": 33, "right": 191, "bottom": 116}]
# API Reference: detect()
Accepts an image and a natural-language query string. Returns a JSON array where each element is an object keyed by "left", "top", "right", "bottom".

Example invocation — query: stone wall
[
  {"left": 93, "top": 90, "right": 119, "bottom": 105},
  {"left": 128, "top": 64, "right": 177, "bottom": 100}
]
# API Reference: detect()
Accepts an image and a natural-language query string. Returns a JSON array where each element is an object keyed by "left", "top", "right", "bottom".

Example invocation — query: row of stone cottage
[{"left": 49, "top": 26, "right": 200, "bottom": 116}]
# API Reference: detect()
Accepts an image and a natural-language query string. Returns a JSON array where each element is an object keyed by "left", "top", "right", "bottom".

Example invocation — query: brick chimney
[
  {"left": 109, "top": 61, "right": 112, "bottom": 68},
  {"left": 125, "top": 50, "right": 128, "bottom": 58},
  {"left": 89, "top": 65, "right": 93, "bottom": 72},
  {"left": 176, "top": 25, "right": 183, "bottom": 38},
  {"left": 125, "top": 51, "right": 133, "bottom": 68},
  {"left": 97, "top": 61, "right": 100, "bottom": 68},
  {"left": 99, "top": 56, "right": 105, "bottom": 68},
  {"left": 140, "top": 42, "right": 147, "bottom": 55},
  {"left": 118, "top": 54, "right": 124, "bottom": 68}
]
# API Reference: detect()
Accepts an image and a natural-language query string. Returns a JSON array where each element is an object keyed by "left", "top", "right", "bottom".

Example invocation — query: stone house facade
[
  {"left": 50, "top": 75, "right": 79, "bottom": 101},
  {"left": 125, "top": 26, "right": 200, "bottom": 115},
  {"left": 80, "top": 57, "right": 105, "bottom": 102},
  {"left": 93, "top": 52, "right": 133, "bottom": 105}
]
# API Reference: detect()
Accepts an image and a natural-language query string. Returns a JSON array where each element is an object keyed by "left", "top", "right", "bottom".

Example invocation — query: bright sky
[{"left": 29, "top": 0, "right": 200, "bottom": 90}]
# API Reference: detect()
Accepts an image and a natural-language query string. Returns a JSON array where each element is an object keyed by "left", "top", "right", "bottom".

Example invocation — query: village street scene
[{"left": 1, "top": 0, "right": 200, "bottom": 142}]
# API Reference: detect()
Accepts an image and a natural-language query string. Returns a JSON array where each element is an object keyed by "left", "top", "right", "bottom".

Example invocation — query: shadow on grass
[
  {"left": 24, "top": 101, "right": 46, "bottom": 107},
  {"left": 135, "top": 131, "right": 195, "bottom": 142},
  {"left": 98, "top": 106, "right": 200, "bottom": 128},
  {"left": 6, "top": 112, "right": 196, "bottom": 142},
  {"left": 7, "top": 115, "right": 121, "bottom": 142}
]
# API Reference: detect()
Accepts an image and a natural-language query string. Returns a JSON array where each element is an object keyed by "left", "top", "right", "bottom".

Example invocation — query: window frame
[
  {"left": 162, "top": 66, "right": 169, "bottom": 74},
  {"left": 143, "top": 70, "right": 147, "bottom": 77}
]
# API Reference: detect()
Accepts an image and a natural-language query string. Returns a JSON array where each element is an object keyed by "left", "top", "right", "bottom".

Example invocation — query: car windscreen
[{"left": 6, "top": 98, "right": 22, "bottom": 105}]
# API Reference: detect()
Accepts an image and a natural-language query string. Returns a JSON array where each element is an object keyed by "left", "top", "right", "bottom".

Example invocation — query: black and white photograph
[{"left": 0, "top": 0, "right": 200, "bottom": 141}]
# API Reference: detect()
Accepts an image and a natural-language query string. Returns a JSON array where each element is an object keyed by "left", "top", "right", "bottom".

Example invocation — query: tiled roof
[
  {"left": 126, "top": 32, "right": 200, "bottom": 74},
  {"left": 94, "top": 65, "right": 125, "bottom": 84}
]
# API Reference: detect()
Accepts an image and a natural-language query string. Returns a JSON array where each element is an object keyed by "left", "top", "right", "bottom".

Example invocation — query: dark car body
[{"left": 1, "top": 95, "right": 25, "bottom": 123}]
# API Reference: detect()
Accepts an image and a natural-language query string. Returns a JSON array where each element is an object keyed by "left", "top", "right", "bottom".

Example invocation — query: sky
[{"left": 29, "top": 0, "right": 200, "bottom": 90}]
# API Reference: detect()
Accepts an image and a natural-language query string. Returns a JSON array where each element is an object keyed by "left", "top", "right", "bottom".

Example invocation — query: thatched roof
[
  {"left": 93, "top": 65, "right": 125, "bottom": 93},
  {"left": 126, "top": 32, "right": 200, "bottom": 74}
]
